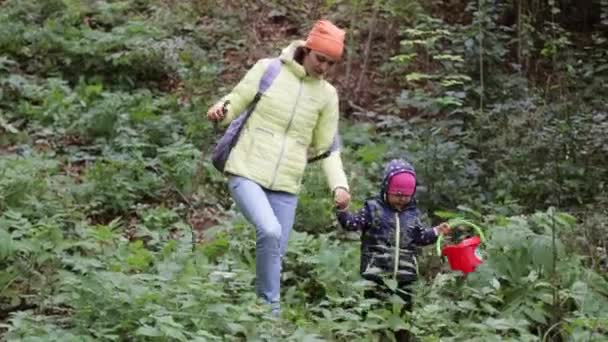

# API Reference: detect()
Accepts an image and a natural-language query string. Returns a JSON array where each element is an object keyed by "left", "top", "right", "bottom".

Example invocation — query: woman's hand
[
  {"left": 207, "top": 101, "right": 227, "bottom": 122},
  {"left": 435, "top": 222, "right": 451, "bottom": 235},
  {"left": 333, "top": 187, "right": 351, "bottom": 210}
]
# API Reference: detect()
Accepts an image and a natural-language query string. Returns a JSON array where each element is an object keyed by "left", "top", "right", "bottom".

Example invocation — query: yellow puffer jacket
[{"left": 220, "top": 40, "right": 349, "bottom": 194}]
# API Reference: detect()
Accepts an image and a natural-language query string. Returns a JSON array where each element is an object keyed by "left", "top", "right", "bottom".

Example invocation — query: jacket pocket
[
  {"left": 250, "top": 127, "right": 276, "bottom": 163},
  {"left": 255, "top": 127, "right": 274, "bottom": 137}
]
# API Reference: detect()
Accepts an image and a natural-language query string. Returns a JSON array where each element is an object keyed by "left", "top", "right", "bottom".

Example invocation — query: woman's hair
[{"left": 294, "top": 46, "right": 310, "bottom": 65}]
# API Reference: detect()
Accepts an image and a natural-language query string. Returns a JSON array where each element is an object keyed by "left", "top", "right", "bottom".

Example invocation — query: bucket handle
[{"left": 435, "top": 218, "right": 486, "bottom": 256}]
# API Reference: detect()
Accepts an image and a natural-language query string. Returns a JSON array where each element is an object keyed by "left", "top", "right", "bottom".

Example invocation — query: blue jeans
[{"left": 228, "top": 176, "right": 298, "bottom": 312}]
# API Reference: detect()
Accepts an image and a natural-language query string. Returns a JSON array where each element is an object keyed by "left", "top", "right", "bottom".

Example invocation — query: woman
[{"left": 206, "top": 19, "right": 351, "bottom": 314}]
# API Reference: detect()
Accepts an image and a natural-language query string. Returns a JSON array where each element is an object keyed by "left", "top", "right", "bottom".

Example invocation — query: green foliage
[
  {"left": 387, "top": 15, "right": 472, "bottom": 116},
  {"left": 75, "top": 157, "right": 162, "bottom": 216},
  {"left": 0, "top": 156, "right": 58, "bottom": 211},
  {"left": 1, "top": 0, "right": 607, "bottom": 340}
]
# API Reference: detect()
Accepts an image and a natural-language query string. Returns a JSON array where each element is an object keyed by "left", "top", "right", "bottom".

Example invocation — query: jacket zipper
[
  {"left": 269, "top": 78, "right": 303, "bottom": 188},
  {"left": 394, "top": 212, "right": 400, "bottom": 281}
]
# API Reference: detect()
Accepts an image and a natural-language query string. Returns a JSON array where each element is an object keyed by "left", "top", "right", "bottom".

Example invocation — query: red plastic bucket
[{"left": 436, "top": 219, "right": 485, "bottom": 274}]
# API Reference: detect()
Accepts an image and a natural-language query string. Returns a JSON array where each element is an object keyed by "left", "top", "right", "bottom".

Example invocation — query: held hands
[
  {"left": 434, "top": 222, "right": 451, "bottom": 236},
  {"left": 207, "top": 101, "right": 227, "bottom": 122},
  {"left": 334, "top": 187, "right": 351, "bottom": 210}
]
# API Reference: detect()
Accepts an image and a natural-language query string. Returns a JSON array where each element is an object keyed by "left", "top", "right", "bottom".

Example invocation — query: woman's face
[
  {"left": 302, "top": 49, "right": 337, "bottom": 78},
  {"left": 387, "top": 193, "right": 412, "bottom": 211}
]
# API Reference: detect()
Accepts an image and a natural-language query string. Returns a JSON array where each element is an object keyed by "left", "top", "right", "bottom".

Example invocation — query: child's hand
[{"left": 435, "top": 222, "right": 451, "bottom": 236}]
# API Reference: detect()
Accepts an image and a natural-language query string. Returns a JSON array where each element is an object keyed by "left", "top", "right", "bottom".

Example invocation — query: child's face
[{"left": 387, "top": 193, "right": 412, "bottom": 211}]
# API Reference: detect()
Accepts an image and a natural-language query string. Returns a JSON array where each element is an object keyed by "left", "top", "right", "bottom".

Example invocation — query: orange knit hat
[{"left": 304, "top": 20, "right": 345, "bottom": 60}]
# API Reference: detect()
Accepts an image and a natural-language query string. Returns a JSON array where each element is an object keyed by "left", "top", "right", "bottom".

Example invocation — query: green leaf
[
  {"left": 355, "top": 144, "right": 386, "bottom": 164},
  {"left": 457, "top": 300, "right": 477, "bottom": 311},
  {"left": 160, "top": 326, "right": 187, "bottom": 340},
  {"left": 433, "top": 210, "right": 459, "bottom": 219},
  {"left": 456, "top": 205, "right": 483, "bottom": 219},
  {"left": 484, "top": 318, "right": 515, "bottom": 331},
  {"left": 387, "top": 314, "right": 407, "bottom": 331},
  {"left": 491, "top": 278, "right": 501, "bottom": 290},
  {"left": 227, "top": 323, "right": 246, "bottom": 334},
  {"left": 390, "top": 53, "right": 417, "bottom": 64},
  {"left": 384, "top": 278, "right": 398, "bottom": 291},
  {"left": 405, "top": 72, "right": 435, "bottom": 82},
  {"left": 0, "top": 229, "right": 14, "bottom": 261},
  {"left": 434, "top": 54, "right": 464, "bottom": 62},
  {"left": 530, "top": 236, "right": 553, "bottom": 269},
  {"left": 524, "top": 307, "right": 547, "bottom": 324},
  {"left": 135, "top": 325, "right": 162, "bottom": 337},
  {"left": 0, "top": 115, "right": 19, "bottom": 134}
]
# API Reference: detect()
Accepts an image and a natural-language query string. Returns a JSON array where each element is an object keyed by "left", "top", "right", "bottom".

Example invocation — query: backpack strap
[
  {"left": 248, "top": 58, "right": 282, "bottom": 107},
  {"left": 211, "top": 58, "right": 282, "bottom": 172},
  {"left": 226, "top": 58, "right": 282, "bottom": 117},
  {"left": 307, "top": 133, "right": 341, "bottom": 163},
  {"left": 259, "top": 58, "right": 282, "bottom": 92}
]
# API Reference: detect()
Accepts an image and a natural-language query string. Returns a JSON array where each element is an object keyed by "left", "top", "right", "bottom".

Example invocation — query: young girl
[{"left": 336, "top": 159, "right": 450, "bottom": 309}]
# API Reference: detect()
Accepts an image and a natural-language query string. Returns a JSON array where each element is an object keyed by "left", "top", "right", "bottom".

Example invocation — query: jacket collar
[{"left": 279, "top": 40, "right": 321, "bottom": 80}]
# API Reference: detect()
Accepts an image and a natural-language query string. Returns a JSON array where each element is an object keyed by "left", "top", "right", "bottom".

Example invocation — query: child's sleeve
[
  {"left": 336, "top": 203, "right": 371, "bottom": 232},
  {"left": 409, "top": 213, "right": 439, "bottom": 246}
]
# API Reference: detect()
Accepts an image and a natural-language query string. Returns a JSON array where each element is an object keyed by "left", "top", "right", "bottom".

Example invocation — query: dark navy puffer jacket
[{"left": 336, "top": 159, "right": 438, "bottom": 285}]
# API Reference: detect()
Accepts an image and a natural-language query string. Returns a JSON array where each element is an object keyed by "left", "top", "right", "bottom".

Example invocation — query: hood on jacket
[
  {"left": 379, "top": 159, "right": 417, "bottom": 204},
  {"left": 279, "top": 40, "right": 325, "bottom": 80}
]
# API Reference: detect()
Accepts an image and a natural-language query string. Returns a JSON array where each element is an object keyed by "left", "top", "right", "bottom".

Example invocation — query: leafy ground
[{"left": 1, "top": 0, "right": 607, "bottom": 341}]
